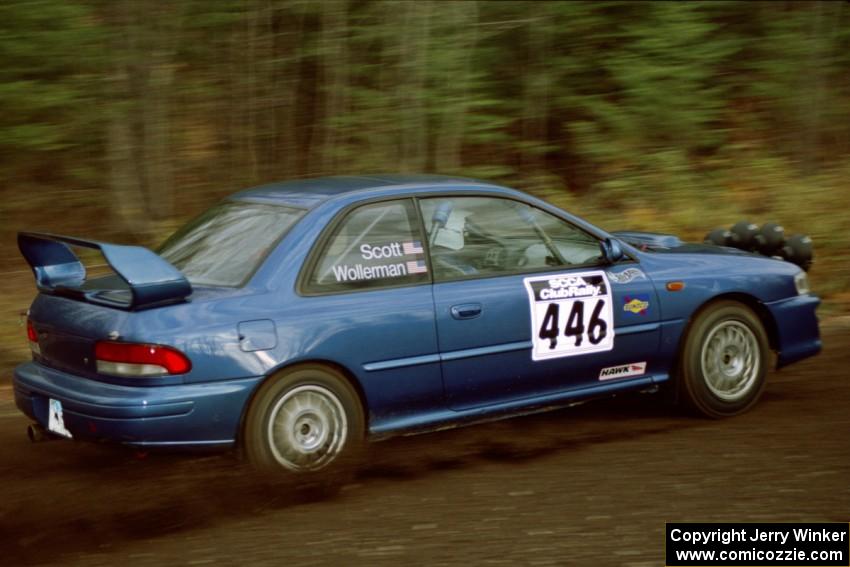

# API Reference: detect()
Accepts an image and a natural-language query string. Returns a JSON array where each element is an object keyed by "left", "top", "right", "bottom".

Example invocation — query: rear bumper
[
  {"left": 13, "top": 361, "right": 262, "bottom": 449},
  {"left": 765, "top": 293, "right": 822, "bottom": 368}
]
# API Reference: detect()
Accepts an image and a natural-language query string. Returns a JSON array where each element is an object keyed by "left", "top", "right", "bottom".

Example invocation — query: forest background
[{"left": 0, "top": 1, "right": 848, "bottom": 365}]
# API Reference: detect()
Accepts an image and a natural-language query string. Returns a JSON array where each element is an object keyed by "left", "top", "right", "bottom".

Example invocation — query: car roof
[{"left": 230, "top": 174, "right": 505, "bottom": 208}]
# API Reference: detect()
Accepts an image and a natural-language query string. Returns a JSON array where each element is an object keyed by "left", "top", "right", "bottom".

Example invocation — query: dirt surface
[{"left": 0, "top": 325, "right": 848, "bottom": 566}]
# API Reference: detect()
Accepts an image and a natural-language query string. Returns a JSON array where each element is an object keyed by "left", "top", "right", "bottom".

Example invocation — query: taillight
[
  {"left": 94, "top": 341, "right": 192, "bottom": 377},
  {"left": 26, "top": 318, "right": 40, "bottom": 355}
]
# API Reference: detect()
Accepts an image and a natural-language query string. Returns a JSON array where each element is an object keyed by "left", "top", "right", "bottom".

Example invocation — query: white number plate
[
  {"left": 48, "top": 398, "right": 73, "bottom": 438},
  {"left": 524, "top": 271, "right": 615, "bottom": 361}
]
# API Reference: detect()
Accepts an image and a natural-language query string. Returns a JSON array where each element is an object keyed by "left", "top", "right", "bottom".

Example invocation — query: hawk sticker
[{"left": 599, "top": 362, "right": 647, "bottom": 380}]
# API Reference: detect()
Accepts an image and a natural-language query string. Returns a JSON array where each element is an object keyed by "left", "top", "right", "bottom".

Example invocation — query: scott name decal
[
  {"left": 359, "top": 240, "right": 423, "bottom": 260},
  {"left": 332, "top": 240, "right": 427, "bottom": 282}
]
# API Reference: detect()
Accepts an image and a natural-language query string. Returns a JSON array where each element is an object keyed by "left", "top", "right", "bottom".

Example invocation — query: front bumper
[
  {"left": 765, "top": 293, "right": 822, "bottom": 368},
  {"left": 13, "top": 361, "right": 262, "bottom": 449}
]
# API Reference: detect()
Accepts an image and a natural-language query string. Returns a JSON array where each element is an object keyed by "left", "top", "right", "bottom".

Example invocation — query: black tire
[
  {"left": 243, "top": 364, "right": 365, "bottom": 476},
  {"left": 678, "top": 301, "right": 770, "bottom": 418}
]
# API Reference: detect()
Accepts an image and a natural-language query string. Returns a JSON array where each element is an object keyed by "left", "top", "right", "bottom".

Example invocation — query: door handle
[{"left": 450, "top": 303, "right": 482, "bottom": 320}]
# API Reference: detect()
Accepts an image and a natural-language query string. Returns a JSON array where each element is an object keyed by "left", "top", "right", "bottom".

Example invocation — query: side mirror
[{"left": 600, "top": 237, "right": 624, "bottom": 264}]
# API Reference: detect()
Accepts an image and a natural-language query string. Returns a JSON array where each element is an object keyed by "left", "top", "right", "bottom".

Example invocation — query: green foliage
[
  {"left": 0, "top": 0, "right": 848, "bottom": 301},
  {"left": 0, "top": 1, "right": 104, "bottom": 158}
]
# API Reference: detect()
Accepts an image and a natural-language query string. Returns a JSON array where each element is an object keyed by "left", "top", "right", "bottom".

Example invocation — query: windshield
[{"left": 158, "top": 201, "right": 304, "bottom": 287}]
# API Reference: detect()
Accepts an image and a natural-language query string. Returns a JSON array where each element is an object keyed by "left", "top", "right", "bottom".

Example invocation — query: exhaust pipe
[{"left": 27, "top": 423, "right": 51, "bottom": 443}]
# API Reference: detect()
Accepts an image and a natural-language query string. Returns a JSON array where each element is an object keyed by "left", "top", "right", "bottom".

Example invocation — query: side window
[
  {"left": 419, "top": 197, "right": 601, "bottom": 282},
  {"left": 307, "top": 199, "right": 429, "bottom": 292}
]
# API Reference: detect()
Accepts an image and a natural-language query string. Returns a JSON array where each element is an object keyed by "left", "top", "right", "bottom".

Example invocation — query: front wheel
[
  {"left": 678, "top": 301, "right": 770, "bottom": 418},
  {"left": 243, "top": 365, "right": 365, "bottom": 475}
]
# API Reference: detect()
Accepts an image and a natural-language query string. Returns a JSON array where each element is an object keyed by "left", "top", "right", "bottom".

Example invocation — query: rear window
[{"left": 158, "top": 201, "right": 304, "bottom": 287}]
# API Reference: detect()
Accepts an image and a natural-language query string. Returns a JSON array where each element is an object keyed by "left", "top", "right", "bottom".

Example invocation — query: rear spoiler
[{"left": 18, "top": 232, "right": 192, "bottom": 310}]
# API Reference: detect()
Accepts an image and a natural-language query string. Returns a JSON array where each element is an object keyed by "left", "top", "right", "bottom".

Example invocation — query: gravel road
[{"left": 1, "top": 326, "right": 848, "bottom": 566}]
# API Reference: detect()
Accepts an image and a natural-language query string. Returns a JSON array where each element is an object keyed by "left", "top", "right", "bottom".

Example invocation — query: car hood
[{"left": 612, "top": 230, "right": 754, "bottom": 257}]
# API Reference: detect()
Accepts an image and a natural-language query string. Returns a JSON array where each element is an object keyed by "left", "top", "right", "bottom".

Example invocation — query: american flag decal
[
  {"left": 402, "top": 240, "right": 424, "bottom": 255},
  {"left": 406, "top": 260, "right": 427, "bottom": 274}
]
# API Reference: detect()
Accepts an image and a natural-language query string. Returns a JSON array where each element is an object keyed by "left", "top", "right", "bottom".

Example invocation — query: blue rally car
[{"left": 14, "top": 175, "right": 821, "bottom": 473}]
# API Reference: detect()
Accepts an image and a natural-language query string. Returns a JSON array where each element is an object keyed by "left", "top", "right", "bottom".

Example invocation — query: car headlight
[{"left": 794, "top": 271, "right": 810, "bottom": 295}]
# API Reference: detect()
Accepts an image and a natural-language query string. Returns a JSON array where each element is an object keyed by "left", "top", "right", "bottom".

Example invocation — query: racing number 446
[
  {"left": 538, "top": 299, "right": 608, "bottom": 349},
  {"left": 524, "top": 271, "right": 615, "bottom": 361}
]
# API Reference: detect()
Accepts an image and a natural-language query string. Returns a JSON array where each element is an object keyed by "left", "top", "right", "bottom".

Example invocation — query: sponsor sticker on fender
[
  {"left": 607, "top": 267, "right": 646, "bottom": 284},
  {"left": 623, "top": 294, "right": 650, "bottom": 315},
  {"left": 599, "top": 362, "right": 647, "bottom": 380}
]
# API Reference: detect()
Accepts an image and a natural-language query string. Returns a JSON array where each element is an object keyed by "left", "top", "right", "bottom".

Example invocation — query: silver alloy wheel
[
  {"left": 267, "top": 384, "right": 348, "bottom": 471},
  {"left": 700, "top": 320, "right": 761, "bottom": 402}
]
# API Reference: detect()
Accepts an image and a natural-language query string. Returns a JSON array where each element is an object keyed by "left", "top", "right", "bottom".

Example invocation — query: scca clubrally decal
[{"left": 524, "top": 271, "right": 615, "bottom": 361}]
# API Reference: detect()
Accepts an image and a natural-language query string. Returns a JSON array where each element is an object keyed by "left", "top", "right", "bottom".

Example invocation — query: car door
[
  {"left": 419, "top": 195, "right": 661, "bottom": 411},
  {"left": 299, "top": 198, "right": 443, "bottom": 425}
]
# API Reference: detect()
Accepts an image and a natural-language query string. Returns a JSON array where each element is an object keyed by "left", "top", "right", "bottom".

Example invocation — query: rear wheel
[
  {"left": 243, "top": 365, "right": 365, "bottom": 476},
  {"left": 678, "top": 301, "right": 769, "bottom": 418}
]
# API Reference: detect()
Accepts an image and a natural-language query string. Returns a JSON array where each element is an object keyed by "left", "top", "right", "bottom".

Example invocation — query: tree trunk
[
  {"left": 271, "top": 6, "right": 302, "bottom": 178},
  {"left": 320, "top": 1, "right": 349, "bottom": 174},
  {"left": 520, "top": 12, "right": 550, "bottom": 175},
  {"left": 435, "top": 1, "right": 478, "bottom": 172},
  {"left": 105, "top": 0, "right": 146, "bottom": 236},
  {"left": 400, "top": 1, "right": 430, "bottom": 172}
]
